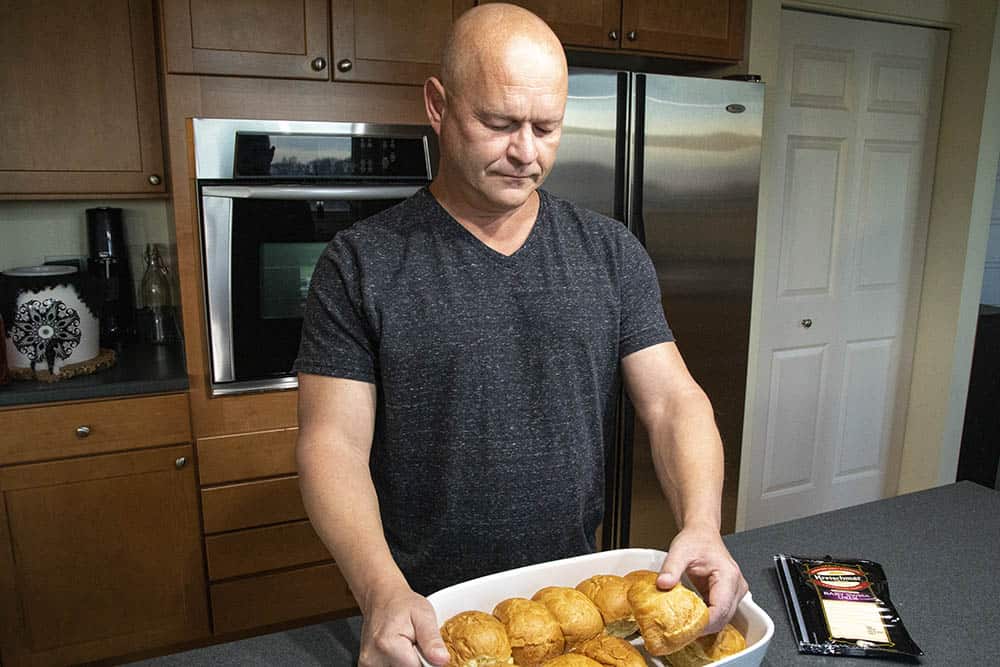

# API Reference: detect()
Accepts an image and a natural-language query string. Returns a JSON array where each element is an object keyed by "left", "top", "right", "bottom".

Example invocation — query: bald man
[{"left": 295, "top": 4, "right": 746, "bottom": 665}]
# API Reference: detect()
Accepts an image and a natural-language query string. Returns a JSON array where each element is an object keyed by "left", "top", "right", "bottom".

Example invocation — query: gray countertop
[
  {"left": 128, "top": 481, "right": 999, "bottom": 666},
  {"left": 0, "top": 342, "right": 188, "bottom": 406}
]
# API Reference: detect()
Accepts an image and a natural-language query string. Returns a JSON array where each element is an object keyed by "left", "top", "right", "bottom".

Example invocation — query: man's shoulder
[
  {"left": 336, "top": 188, "right": 438, "bottom": 248},
  {"left": 539, "top": 189, "right": 636, "bottom": 252}
]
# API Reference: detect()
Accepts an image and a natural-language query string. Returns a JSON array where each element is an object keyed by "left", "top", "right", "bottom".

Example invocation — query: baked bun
[
  {"left": 540, "top": 654, "right": 603, "bottom": 667},
  {"left": 493, "top": 597, "right": 565, "bottom": 666},
  {"left": 440, "top": 610, "right": 514, "bottom": 667},
  {"left": 531, "top": 587, "right": 604, "bottom": 648},
  {"left": 576, "top": 575, "right": 638, "bottom": 637},
  {"left": 622, "top": 569, "right": 658, "bottom": 589},
  {"left": 574, "top": 633, "right": 645, "bottom": 667},
  {"left": 626, "top": 578, "right": 709, "bottom": 656},
  {"left": 664, "top": 624, "right": 746, "bottom": 667}
]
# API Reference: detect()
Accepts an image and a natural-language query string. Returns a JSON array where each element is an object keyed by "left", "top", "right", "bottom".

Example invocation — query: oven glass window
[
  {"left": 260, "top": 242, "right": 326, "bottom": 320},
  {"left": 229, "top": 196, "right": 403, "bottom": 381}
]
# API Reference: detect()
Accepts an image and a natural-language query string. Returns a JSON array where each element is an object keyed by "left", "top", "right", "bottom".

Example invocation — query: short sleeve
[
  {"left": 293, "top": 233, "right": 378, "bottom": 382},
  {"left": 618, "top": 229, "right": 674, "bottom": 358}
]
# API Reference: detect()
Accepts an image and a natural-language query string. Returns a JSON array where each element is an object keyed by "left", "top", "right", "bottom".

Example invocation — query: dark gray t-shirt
[{"left": 294, "top": 188, "right": 672, "bottom": 594}]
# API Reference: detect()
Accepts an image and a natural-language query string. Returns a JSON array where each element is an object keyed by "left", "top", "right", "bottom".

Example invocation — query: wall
[
  {"left": 0, "top": 200, "right": 179, "bottom": 306},
  {"left": 981, "top": 165, "right": 1000, "bottom": 306},
  {"left": 740, "top": 0, "right": 1000, "bottom": 505}
]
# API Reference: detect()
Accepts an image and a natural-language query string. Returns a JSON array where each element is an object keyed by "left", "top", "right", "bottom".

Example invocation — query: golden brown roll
[
  {"left": 664, "top": 624, "right": 746, "bottom": 666},
  {"left": 531, "top": 586, "right": 605, "bottom": 648},
  {"left": 540, "top": 654, "right": 604, "bottom": 667},
  {"left": 440, "top": 610, "right": 514, "bottom": 667},
  {"left": 493, "top": 597, "right": 565, "bottom": 666},
  {"left": 622, "top": 569, "right": 659, "bottom": 589},
  {"left": 575, "top": 575, "right": 638, "bottom": 638},
  {"left": 626, "top": 577, "right": 709, "bottom": 656},
  {"left": 573, "top": 633, "right": 646, "bottom": 667}
]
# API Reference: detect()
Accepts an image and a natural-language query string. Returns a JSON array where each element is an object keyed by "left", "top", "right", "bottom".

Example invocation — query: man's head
[{"left": 424, "top": 3, "right": 568, "bottom": 216}]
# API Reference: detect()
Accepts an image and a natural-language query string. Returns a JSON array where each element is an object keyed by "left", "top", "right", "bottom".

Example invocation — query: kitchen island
[{"left": 127, "top": 481, "right": 998, "bottom": 666}]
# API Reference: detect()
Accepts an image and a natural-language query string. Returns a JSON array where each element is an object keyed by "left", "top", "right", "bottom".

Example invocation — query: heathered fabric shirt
[{"left": 294, "top": 187, "right": 672, "bottom": 595}]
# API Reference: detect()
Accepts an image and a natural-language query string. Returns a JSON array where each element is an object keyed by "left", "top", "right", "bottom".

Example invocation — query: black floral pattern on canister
[{"left": 10, "top": 298, "right": 82, "bottom": 374}]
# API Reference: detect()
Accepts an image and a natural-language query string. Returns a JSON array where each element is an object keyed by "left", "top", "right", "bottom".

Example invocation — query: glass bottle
[{"left": 139, "top": 244, "right": 172, "bottom": 344}]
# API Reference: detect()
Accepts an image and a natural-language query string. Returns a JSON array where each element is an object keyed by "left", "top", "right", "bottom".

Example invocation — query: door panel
[{"left": 741, "top": 9, "right": 948, "bottom": 529}]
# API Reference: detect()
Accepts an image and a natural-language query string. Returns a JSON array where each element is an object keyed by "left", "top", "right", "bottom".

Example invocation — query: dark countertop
[
  {"left": 127, "top": 481, "right": 999, "bottom": 666},
  {"left": 0, "top": 342, "right": 188, "bottom": 407}
]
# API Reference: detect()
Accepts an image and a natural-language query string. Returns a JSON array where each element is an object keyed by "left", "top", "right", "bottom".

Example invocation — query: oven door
[{"left": 201, "top": 184, "right": 420, "bottom": 395}]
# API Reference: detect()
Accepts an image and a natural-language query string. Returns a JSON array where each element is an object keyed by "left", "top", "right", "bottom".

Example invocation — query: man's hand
[
  {"left": 657, "top": 524, "right": 748, "bottom": 635},
  {"left": 359, "top": 584, "right": 450, "bottom": 667}
]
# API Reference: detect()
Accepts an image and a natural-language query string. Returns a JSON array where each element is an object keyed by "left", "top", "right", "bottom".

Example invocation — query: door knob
[
  {"left": 175, "top": 456, "right": 187, "bottom": 470},
  {"left": 627, "top": 30, "right": 638, "bottom": 41},
  {"left": 311, "top": 57, "right": 327, "bottom": 72},
  {"left": 608, "top": 30, "right": 618, "bottom": 41},
  {"left": 337, "top": 59, "right": 353, "bottom": 73},
  {"left": 147, "top": 174, "right": 161, "bottom": 186},
  {"left": 801, "top": 318, "right": 813, "bottom": 329}
]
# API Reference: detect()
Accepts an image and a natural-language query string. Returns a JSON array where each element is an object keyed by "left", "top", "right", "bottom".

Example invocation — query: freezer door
[
  {"left": 542, "top": 68, "right": 622, "bottom": 219},
  {"left": 629, "top": 75, "right": 764, "bottom": 548}
]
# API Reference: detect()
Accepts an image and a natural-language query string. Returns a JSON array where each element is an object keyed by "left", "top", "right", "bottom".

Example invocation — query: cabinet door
[
  {"left": 331, "top": 0, "right": 464, "bottom": 85},
  {"left": 0, "top": 446, "right": 208, "bottom": 666},
  {"left": 162, "top": 0, "right": 330, "bottom": 79},
  {"left": 0, "top": 0, "right": 165, "bottom": 196},
  {"left": 479, "top": 0, "right": 622, "bottom": 49},
  {"left": 621, "top": 0, "right": 745, "bottom": 61}
]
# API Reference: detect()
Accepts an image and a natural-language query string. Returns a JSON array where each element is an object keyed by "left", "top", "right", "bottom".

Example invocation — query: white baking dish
[{"left": 419, "top": 548, "right": 773, "bottom": 666}]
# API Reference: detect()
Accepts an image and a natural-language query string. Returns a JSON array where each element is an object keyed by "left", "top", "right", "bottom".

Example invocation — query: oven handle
[{"left": 200, "top": 185, "right": 423, "bottom": 200}]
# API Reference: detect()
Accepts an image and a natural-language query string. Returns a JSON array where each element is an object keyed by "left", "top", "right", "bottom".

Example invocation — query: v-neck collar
[{"left": 425, "top": 188, "right": 547, "bottom": 264}]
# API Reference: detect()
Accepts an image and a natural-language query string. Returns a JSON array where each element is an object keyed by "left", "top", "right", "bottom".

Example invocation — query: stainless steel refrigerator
[{"left": 542, "top": 70, "right": 764, "bottom": 550}]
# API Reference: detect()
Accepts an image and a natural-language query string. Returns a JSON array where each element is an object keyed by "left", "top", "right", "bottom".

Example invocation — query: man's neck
[{"left": 429, "top": 180, "right": 540, "bottom": 256}]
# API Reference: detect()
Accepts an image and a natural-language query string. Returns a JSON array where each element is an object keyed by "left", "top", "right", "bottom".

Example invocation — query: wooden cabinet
[
  {"left": 196, "top": 428, "right": 357, "bottom": 631},
  {"left": 162, "top": 0, "right": 331, "bottom": 79},
  {"left": 491, "top": 0, "right": 746, "bottom": 62},
  {"left": 620, "top": 0, "right": 745, "bottom": 61},
  {"left": 0, "top": 0, "right": 166, "bottom": 197},
  {"left": 331, "top": 0, "right": 465, "bottom": 85},
  {"left": 161, "top": 0, "right": 464, "bottom": 85},
  {"left": 0, "top": 444, "right": 208, "bottom": 667}
]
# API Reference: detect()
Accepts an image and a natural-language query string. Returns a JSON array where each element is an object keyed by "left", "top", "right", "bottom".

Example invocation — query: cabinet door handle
[
  {"left": 147, "top": 174, "right": 161, "bottom": 186},
  {"left": 608, "top": 30, "right": 618, "bottom": 41},
  {"left": 627, "top": 30, "right": 638, "bottom": 41},
  {"left": 336, "top": 59, "right": 353, "bottom": 73},
  {"left": 175, "top": 456, "right": 187, "bottom": 470},
  {"left": 311, "top": 57, "right": 327, "bottom": 72},
  {"left": 76, "top": 425, "right": 91, "bottom": 438},
  {"left": 801, "top": 318, "right": 813, "bottom": 329}
]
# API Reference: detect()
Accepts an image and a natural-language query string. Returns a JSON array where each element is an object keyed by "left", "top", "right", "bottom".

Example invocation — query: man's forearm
[
  {"left": 646, "top": 386, "right": 725, "bottom": 532},
  {"left": 297, "top": 436, "right": 408, "bottom": 610}
]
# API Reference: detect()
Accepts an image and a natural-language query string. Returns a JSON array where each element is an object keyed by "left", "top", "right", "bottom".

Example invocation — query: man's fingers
[
  {"left": 411, "top": 602, "right": 449, "bottom": 666},
  {"left": 657, "top": 547, "right": 692, "bottom": 589},
  {"left": 703, "top": 568, "right": 746, "bottom": 634}
]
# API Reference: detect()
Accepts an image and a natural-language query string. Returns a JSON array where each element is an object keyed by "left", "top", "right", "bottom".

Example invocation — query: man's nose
[{"left": 508, "top": 124, "right": 538, "bottom": 165}]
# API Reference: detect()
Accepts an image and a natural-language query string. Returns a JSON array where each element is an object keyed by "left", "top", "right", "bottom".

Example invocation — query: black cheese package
[{"left": 774, "top": 554, "right": 923, "bottom": 659}]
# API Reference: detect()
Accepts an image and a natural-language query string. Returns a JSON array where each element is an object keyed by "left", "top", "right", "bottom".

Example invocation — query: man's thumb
[
  {"left": 412, "top": 605, "right": 449, "bottom": 665},
  {"left": 658, "top": 552, "right": 687, "bottom": 590}
]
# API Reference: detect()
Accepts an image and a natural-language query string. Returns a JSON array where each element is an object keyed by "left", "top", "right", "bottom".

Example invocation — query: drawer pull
[
  {"left": 175, "top": 456, "right": 188, "bottom": 470},
  {"left": 76, "top": 425, "right": 91, "bottom": 438}
]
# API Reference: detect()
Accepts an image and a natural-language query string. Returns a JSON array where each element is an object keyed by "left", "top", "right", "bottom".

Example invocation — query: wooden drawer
[
  {"left": 206, "top": 520, "right": 331, "bottom": 580},
  {"left": 201, "top": 476, "right": 305, "bottom": 533},
  {"left": 197, "top": 428, "right": 297, "bottom": 485},
  {"left": 210, "top": 563, "right": 356, "bottom": 634},
  {"left": 0, "top": 393, "right": 191, "bottom": 465}
]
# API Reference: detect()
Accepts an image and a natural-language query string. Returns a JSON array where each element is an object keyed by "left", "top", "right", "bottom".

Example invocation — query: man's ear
[{"left": 424, "top": 76, "right": 447, "bottom": 134}]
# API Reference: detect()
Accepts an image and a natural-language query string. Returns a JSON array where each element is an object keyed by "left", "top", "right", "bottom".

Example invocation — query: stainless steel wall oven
[{"left": 192, "top": 119, "right": 437, "bottom": 396}]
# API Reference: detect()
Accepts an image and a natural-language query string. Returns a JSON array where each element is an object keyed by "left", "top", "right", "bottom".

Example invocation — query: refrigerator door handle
[{"left": 629, "top": 74, "right": 648, "bottom": 245}]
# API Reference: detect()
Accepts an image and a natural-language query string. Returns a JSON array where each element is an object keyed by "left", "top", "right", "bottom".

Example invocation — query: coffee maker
[{"left": 86, "top": 207, "right": 135, "bottom": 346}]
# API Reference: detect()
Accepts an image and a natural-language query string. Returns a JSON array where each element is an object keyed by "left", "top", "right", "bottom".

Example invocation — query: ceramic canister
[{"left": 0, "top": 266, "right": 101, "bottom": 376}]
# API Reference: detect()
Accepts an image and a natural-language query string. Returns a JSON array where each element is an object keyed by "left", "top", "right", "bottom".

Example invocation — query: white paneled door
[{"left": 740, "top": 10, "right": 948, "bottom": 529}]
